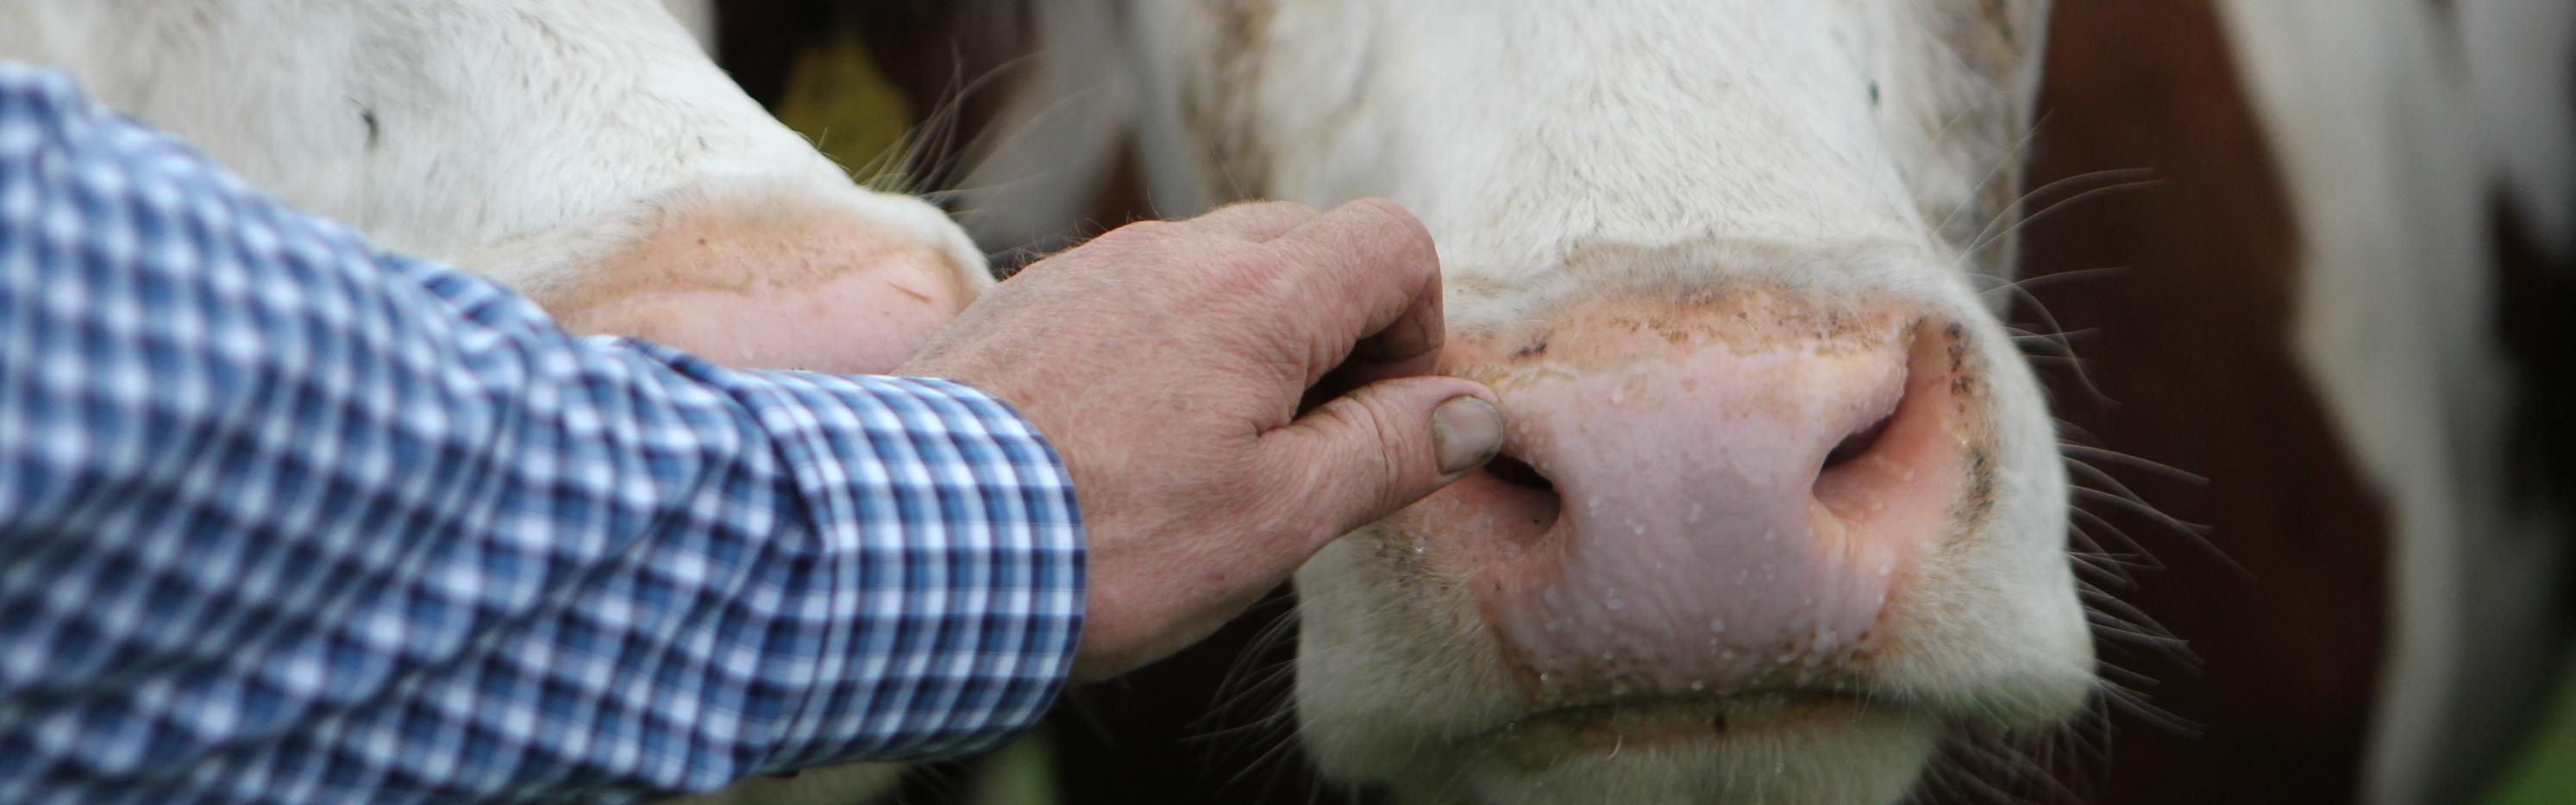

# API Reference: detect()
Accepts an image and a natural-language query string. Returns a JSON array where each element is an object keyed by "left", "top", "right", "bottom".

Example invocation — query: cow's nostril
[
  {"left": 1483, "top": 452, "right": 1556, "bottom": 492},
  {"left": 1821, "top": 409, "right": 1896, "bottom": 472}
]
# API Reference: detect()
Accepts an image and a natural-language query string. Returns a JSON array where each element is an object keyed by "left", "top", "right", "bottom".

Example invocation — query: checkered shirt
[{"left": 0, "top": 65, "right": 1083, "bottom": 802}]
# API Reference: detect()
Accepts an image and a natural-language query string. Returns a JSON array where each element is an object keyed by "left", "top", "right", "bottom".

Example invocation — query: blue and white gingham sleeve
[{"left": 0, "top": 65, "right": 1083, "bottom": 802}]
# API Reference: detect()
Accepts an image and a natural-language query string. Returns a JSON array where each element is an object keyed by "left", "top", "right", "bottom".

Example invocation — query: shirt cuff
[{"left": 705, "top": 368, "right": 1085, "bottom": 769}]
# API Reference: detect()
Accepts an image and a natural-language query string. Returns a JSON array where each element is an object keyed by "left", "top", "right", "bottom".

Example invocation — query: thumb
[{"left": 1257, "top": 376, "right": 1504, "bottom": 552}]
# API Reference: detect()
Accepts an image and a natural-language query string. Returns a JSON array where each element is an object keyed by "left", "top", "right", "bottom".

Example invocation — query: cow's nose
[{"left": 1413, "top": 293, "right": 1982, "bottom": 698}]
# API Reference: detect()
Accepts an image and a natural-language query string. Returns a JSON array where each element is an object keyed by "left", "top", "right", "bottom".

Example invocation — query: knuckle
[
  {"left": 1260, "top": 199, "right": 1322, "bottom": 218},
  {"left": 1351, "top": 199, "right": 1435, "bottom": 259},
  {"left": 1334, "top": 393, "right": 1417, "bottom": 493},
  {"left": 1089, "top": 219, "right": 1180, "bottom": 250},
  {"left": 1206, "top": 247, "right": 1293, "bottom": 296},
  {"left": 1346, "top": 197, "right": 1413, "bottom": 234},
  {"left": 1358, "top": 400, "right": 1422, "bottom": 510},
  {"left": 1350, "top": 197, "right": 1404, "bottom": 219}
]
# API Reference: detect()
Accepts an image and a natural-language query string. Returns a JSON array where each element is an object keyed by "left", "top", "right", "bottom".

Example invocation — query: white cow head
[
  {"left": 0, "top": 0, "right": 990, "bottom": 378},
  {"left": 987, "top": 1, "right": 2091, "bottom": 802}
]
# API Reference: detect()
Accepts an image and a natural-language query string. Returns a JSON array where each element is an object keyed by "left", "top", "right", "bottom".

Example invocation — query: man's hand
[{"left": 898, "top": 199, "right": 1503, "bottom": 681}]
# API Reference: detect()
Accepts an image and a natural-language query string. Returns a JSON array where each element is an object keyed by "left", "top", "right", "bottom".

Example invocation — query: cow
[
  {"left": 920, "top": 1, "right": 2574, "bottom": 803},
  {"left": 746, "top": 0, "right": 2576, "bottom": 802},
  {"left": 956, "top": 3, "right": 2091, "bottom": 802},
  {"left": 2209, "top": 3, "right": 2576, "bottom": 802}
]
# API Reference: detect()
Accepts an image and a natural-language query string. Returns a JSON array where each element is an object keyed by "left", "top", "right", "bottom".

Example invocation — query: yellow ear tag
[{"left": 772, "top": 33, "right": 918, "bottom": 190}]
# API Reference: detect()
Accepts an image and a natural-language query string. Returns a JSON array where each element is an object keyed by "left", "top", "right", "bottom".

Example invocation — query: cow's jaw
[
  {"left": 1, "top": 0, "right": 993, "bottom": 382},
  {"left": 1125, "top": 0, "right": 2083, "bottom": 801}
]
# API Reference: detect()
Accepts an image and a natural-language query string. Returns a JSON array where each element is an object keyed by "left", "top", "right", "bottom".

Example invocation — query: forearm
[{"left": 0, "top": 65, "right": 1081, "bottom": 802}]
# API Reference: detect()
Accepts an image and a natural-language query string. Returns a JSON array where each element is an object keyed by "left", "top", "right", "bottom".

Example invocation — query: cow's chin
[
  {"left": 1293, "top": 522, "right": 2054, "bottom": 805},
  {"left": 1432, "top": 702, "right": 1940, "bottom": 805},
  {"left": 1294, "top": 614, "right": 1946, "bottom": 805}
]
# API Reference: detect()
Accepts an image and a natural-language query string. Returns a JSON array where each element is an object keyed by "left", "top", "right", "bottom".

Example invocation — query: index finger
[{"left": 1266, "top": 198, "right": 1446, "bottom": 386}]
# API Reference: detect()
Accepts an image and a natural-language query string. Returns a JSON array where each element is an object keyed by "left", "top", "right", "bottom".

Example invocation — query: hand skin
[{"left": 898, "top": 199, "right": 1504, "bottom": 682}]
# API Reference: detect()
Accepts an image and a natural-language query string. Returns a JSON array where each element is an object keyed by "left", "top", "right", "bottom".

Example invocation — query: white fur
[
  {"left": 0, "top": 0, "right": 985, "bottom": 297},
  {"left": 982, "top": 2, "right": 2083, "bottom": 802}
]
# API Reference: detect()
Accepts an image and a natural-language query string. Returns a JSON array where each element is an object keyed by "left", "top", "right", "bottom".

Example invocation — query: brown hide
[
  {"left": 693, "top": 3, "right": 2576, "bottom": 803},
  {"left": 2008, "top": 2, "right": 2390, "bottom": 802}
]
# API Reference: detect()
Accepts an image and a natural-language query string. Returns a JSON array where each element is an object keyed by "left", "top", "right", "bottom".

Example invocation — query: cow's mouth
[{"left": 1468, "top": 688, "right": 1899, "bottom": 765}]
